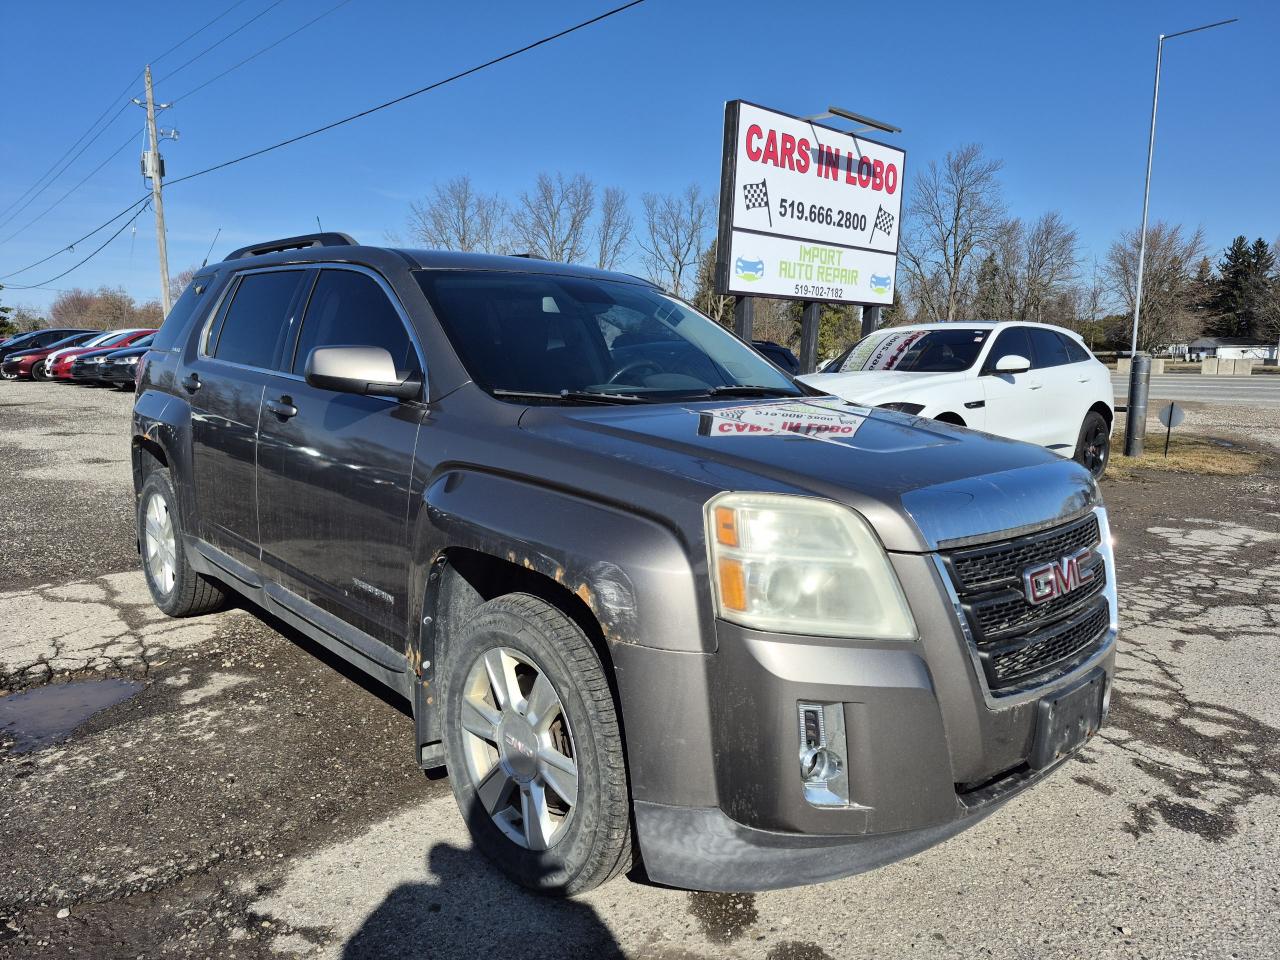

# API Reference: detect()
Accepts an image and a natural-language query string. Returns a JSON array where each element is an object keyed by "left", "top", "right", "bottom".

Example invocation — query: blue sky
[{"left": 1, "top": 0, "right": 1275, "bottom": 313}]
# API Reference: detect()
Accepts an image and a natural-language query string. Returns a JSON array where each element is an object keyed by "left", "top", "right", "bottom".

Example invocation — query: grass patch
[{"left": 1106, "top": 434, "right": 1266, "bottom": 480}]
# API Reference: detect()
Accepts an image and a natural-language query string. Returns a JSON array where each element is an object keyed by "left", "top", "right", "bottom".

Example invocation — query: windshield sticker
[
  {"left": 696, "top": 400, "right": 866, "bottom": 441},
  {"left": 860, "top": 330, "right": 926, "bottom": 371}
]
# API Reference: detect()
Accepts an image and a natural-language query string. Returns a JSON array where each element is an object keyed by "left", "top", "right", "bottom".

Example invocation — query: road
[
  {"left": 2, "top": 382, "right": 1278, "bottom": 960},
  {"left": 1111, "top": 371, "right": 1280, "bottom": 406}
]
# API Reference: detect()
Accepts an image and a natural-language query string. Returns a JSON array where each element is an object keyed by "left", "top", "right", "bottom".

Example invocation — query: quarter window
[
  {"left": 290, "top": 270, "right": 417, "bottom": 378},
  {"left": 1027, "top": 327, "right": 1072, "bottom": 368},
  {"left": 212, "top": 271, "right": 305, "bottom": 368},
  {"left": 1058, "top": 333, "right": 1092, "bottom": 364}
]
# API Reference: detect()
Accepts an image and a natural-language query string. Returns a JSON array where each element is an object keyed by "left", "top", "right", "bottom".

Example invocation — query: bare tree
[
  {"left": 512, "top": 172, "right": 595, "bottom": 262},
  {"left": 10, "top": 305, "right": 46, "bottom": 333},
  {"left": 595, "top": 186, "right": 632, "bottom": 271},
  {"left": 638, "top": 184, "right": 711, "bottom": 298},
  {"left": 692, "top": 242, "right": 734, "bottom": 327},
  {"left": 1019, "top": 211, "right": 1079, "bottom": 321},
  {"left": 900, "top": 144, "right": 1005, "bottom": 321},
  {"left": 169, "top": 266, "right": 198, "bottom": 303},
  {"left": 407, "top": 176, "right": 509, "bottom": 253},
  {"left": 49, "top": 288, "right": 96, "bottom": 327},
  {"left": 1102, "top": 221, "right": 1206, "bottom": 352}
]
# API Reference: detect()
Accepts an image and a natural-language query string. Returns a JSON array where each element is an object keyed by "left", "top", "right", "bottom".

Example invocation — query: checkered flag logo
[
  {"left": 742, "top": 179, "right": 772, "bottom": 227},
  {"left": 869, "top": 204, "right": 894, "bottom": 242}
]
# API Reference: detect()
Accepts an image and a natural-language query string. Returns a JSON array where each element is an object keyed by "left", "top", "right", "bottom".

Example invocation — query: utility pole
[{"left": 139, "top": 66, "right": 172, "bottom": 316}]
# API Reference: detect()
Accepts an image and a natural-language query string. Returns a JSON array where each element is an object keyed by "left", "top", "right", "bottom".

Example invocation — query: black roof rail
[{"left": 225, "top": 232, "right": 357, "bottom": 261}]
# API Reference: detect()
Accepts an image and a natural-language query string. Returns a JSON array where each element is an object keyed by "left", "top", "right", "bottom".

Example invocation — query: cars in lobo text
[
  {"left": 49, "top": 328, "right": 154, "bottom": 380},
  {"left": 0, "top": 331, "right": 101, "bottom": 380},
  {"left": 95, "top": 338, "right": 154, "bottom": 388},
  {"left": 70, "top": 334, "right": 156, "bottom": 384},
  {"left": 132, "top": 233, "right": 1119, "bottom": 895},
  {"left": 801, "top": 322, "right": 1115, "bottom": 478}
]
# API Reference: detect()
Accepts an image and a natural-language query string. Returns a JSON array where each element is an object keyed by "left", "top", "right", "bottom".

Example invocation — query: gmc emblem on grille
[{"left": 1023, "top": 547, "right": 1095, "bottom": 605}]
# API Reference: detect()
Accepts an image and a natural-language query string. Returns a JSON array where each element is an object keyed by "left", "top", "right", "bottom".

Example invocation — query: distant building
[{"left": 1186, "top": 337, "right": 1277, "bottom": 362}]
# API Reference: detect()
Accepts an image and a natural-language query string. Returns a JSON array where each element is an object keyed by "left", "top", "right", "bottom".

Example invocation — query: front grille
[
  {"left": 942, "top": 513, "right": 1110, "bottom": 693},
  {"left": 948, "top": 514, "right": 1100, "bottom": 593}
]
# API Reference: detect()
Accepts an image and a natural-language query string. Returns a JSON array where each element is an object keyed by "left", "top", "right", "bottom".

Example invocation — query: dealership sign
[{"left": 715, "top": 100, "right": 906, "bottom": 305}]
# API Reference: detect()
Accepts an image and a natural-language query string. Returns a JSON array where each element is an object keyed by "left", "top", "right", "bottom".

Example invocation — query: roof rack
[{"left": 225, "top": 232, "right": 357, "bottom": 261}]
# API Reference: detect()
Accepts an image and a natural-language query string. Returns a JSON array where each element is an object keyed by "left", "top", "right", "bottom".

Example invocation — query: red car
[
  {"left": 47, "top": 329, "right": 155, "bottom": 380},
  {"left": 0, "top": 331, "right": 102, "bottom": 380}
]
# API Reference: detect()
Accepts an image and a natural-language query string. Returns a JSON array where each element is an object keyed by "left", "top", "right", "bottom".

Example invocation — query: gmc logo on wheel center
[{"left": 1022, "top": 547, "right": 1096, "bottom": 605}]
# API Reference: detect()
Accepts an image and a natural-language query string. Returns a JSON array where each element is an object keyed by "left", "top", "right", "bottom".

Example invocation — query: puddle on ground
[{"left": 0, "top": 679, "right": 142, "bottom": 753}]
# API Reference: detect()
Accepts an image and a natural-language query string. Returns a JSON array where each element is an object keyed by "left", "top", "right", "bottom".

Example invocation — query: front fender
[{"left": 413, "top": 469, "right": 710, "bottom": 654}]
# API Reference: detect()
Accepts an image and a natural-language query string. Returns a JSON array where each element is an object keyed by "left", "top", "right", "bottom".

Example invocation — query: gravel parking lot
[{"left": 2, "top": 382, "right": 1278, "bottom": 960}]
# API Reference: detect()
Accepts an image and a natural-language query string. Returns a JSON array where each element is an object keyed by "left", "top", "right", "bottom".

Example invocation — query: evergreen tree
[{"left": 1209, "top": 236, "right": 1274, "bottom": 339}]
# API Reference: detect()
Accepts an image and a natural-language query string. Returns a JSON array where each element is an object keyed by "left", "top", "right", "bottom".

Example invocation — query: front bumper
[{"left": 615, "top": 508, "right": 1117, "bottom": 891}]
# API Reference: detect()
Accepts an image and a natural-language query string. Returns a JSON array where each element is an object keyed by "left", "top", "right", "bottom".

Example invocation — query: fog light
[{"left": 797, "top": 702, "right": 851, "bottom": 807}]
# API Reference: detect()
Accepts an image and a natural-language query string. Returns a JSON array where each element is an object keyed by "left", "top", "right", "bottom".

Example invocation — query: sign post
[
  {"left": 1157, "top": 400, "right": 1184, "bottom": 458},
  {"left": 714, "top": 100, "right": 906, "bottom": 371}
]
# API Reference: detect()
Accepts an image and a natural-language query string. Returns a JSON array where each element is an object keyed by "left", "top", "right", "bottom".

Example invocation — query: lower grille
[
  {"left": 942, "top": 513, "right": 1111, "bottom": 693},
  {"left": 987, "top": 601, "right": 1109, "bottom": 685}
]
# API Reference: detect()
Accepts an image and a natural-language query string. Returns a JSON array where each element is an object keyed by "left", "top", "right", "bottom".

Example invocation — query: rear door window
[
  {"left": 1027, "top": 327, "right": 1072, "bottom": 368},
  {"left": 289, "top": 269, "right": 418, "bottom": 378},
  {"left": 211, "top": 271, "right": 305, "bottom": 369}
]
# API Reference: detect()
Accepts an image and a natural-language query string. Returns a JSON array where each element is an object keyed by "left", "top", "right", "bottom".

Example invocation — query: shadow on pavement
[{"left": 341, "top": 843, "right": 627, "bottom": 960}]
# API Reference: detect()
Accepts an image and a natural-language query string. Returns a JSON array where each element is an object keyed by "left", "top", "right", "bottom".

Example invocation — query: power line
[
  {"left": 0, "top": 126, "right": 140, "bottom": 247},
  {"left": 171, "top": 0, "right": 354, "bottom": 104},
  {"left": 169, "top": 0, "right": 645, "bottom": 188},
  {"left": 1, "top": 1, "right": 646, "bottom": 286},
  {"left": 0, "top": 195, "right": 149, "bottom": 280},
  {"left": 5, "top": 201, "right": 152, "bottom": 291},
  {"left": 0, "top": 0, "right": 253, "bottom": 230},
  {"left": 155, "top": 0, "right": 289, "bottom": 86}
]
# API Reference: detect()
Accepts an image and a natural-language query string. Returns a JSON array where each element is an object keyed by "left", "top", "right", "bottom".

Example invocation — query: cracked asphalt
[{"left": 2, "top": 381, "right": 1278, "bottom": 960}]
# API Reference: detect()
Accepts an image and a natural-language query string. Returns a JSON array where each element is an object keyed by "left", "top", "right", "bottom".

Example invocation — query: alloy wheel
[
  {"left": 459, "top": 647, "right": 578, "bottom": 851},
  {"left": 142, "top": 491, "right": 178, "bottom": 596},
  {"left": 1082, "top": 421, "right": 1110, "bottom": 478}
]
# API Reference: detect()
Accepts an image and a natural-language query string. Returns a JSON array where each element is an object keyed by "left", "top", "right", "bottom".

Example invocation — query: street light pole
[{"left": 1123, "top": 17, "right": 1237, "bottom": 457}]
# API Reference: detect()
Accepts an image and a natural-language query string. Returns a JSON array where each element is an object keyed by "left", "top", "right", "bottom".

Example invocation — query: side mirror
[
  {"left": 993, "top": 354, "right": 1031, "bottom": 374},
  {"left": 304, "top": 345, "right": 421, "bottom": 400}
]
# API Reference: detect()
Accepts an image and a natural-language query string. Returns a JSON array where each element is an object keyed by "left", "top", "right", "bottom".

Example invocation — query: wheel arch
[
  {"left": 934, "top": 411, "right": 966, "bottom": 426},
  {"left": 1087, "top": 400, "right": 1114, "bottom": 429}
]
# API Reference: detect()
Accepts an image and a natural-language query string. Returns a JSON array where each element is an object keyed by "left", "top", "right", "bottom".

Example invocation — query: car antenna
[{"left": 199, "top": 228, "right": 222, "bottom": 269}]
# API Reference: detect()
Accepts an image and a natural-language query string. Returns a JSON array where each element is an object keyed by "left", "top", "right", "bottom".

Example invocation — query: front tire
[
  {"left": 137, "top": 470, "right": 228, "bottom": 617},
  {"left": 442, "top": 593, "right": 632, "bottom": 896},
  {"left": 1074, "top": 411, "right": 1110, "bottom": 479}
]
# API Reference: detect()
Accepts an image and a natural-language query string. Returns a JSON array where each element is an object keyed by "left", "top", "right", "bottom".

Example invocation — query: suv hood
[
  {"left": 519, "top": 397, "right": 1098, "bottom": 552},
  {"left": 798, "top": 369, "right": 969, "bottom": 406}
]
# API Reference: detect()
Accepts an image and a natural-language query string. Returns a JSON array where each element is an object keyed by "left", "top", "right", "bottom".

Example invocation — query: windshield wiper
[
  {"left": 491, "top": 389, "right": 651, "bottom": 405},
  {"left": 702, "top": 385, "right": 801, "bottom": 398}
]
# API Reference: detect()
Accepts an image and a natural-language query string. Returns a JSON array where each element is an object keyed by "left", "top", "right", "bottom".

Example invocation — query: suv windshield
[
  {"left": 415, "top": 271, "right": 801, "bottom": 402},
  {"left": 836, "top": 328, "right": 991, "bottom": 373}
]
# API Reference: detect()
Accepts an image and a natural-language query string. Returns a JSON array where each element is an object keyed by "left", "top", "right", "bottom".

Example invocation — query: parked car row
[{"left": 0, "top": 328, "right": 155, "bottom": 387}]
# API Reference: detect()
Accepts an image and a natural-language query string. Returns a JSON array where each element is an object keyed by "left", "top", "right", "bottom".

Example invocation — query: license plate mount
[{"left": 1029, "top": 669, "right": 1106, "bottom": 770}]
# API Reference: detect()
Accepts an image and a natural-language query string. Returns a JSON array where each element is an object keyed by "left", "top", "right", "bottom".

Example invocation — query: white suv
[{"left": 801, "top": 321, "right": 1114, "bottom": 477}]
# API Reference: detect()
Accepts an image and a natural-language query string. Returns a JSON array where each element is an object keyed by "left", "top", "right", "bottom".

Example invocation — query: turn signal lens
[
  {"left": 705, "top": 492, "right": 916, "bottom": 640},
  {"left": 714, "top": 506, "right": 739, "bottom": 547},
  {"left": 717, "top": 557, "right": 747, "bottom": 611}
]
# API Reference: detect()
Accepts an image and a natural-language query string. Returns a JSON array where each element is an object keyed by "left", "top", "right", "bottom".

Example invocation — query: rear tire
[
  {"left": 31, "top": 360, "right": 50, "bottom": 381},
  {"left": 1074, "top": 411, "right": 1110, "bottom": 479},
  {"left": 137, "top": 470, "right": 228, "bottom": 617},
  {"left": 441, "top": 593, "right": 632, "bottom": 896}
]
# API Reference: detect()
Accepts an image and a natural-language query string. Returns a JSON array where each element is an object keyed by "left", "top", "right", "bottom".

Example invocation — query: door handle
[
  {"left": 181, "top": 372, "right": 201, "bottom": 393},
  {"left": 266, "top": 397, "right": 298, "bottom": 419},
  {"left": 1029, "top": 380, "right": 1043, "bottom": 390}
]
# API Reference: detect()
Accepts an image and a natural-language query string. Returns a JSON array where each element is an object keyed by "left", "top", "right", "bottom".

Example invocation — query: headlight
[
  {"left": 705, "top": 492, "right": 916, "bottom": 639},
  {"left": 877, "top": 402, "right": 925, "bottom": 415},
  {"left": 124, "top": 355, "right": 140, "bottom": 365}
]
